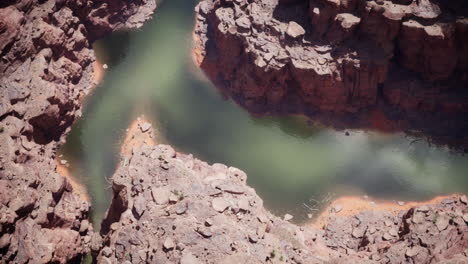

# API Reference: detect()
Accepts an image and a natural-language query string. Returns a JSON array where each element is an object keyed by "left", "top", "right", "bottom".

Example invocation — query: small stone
[
  {"left": 151, "top": 187, "right": 170, "bottom": 205},
  {"left": 205, "top": 218, "right": 213, "bottom": 227},
  {"left": 79, "top": 220, "right": 89, "bottom": 233},
  {"left": 257, "top": 214, "right": 268, "bottom": 223},
  {"left": 406, "top": 247, "right": 420, "bottom": 257},
  {"left": 163, "top": 237, "right": 175, "bottom": 250},
  {"left": 160, "top": 161, "right": 170, "bottom": 170},
  {"left": 169, "top": 192, "right": 179, "bottom": 203},
  {"left": 236, "top": 16, "right": 251, "bottom": 29},
  {"left": 460, "top": 195, "right": 468, "bottom": 205},
  {"left": 176, "top": 243, "right": 185, "bottom": 251},
  {"left": 307, "top": 214, "right": 313, "bottom": 219},
  {"left": 30, "top": 210, "right": 38, "bottom": 219},
  {"left": 248, "top": 233, "right": 258, "bottom": 243},
  {"left": 284, "top": 214, "right": 293, "bottom": 221},
  {"left": 352, "top": 227, "right": 366, "bottom": 238},
  {"left": 383, "top": 232, "right": 393, "bottom": 241},
  {"left": 463, "top": 214, "right": 468, "bottom": 223},
  {"left": 110, "top": 223, "right": 119, "bottom": 231},
  {"left": 332, "top": 204, "right": 342, "bottom": 213},
  {"left": 212, "top": 197, "right": 230, "bottom": 212},
  {"left": 133, "top": 195, "right": 146, "bottom": 216},
  {"left": 412, "top": 213, "right": 425, "bottom": 224},
  {"left": 397, "top": 201, "right": 405, "bottom": 206},
  {"left": 389, "top": 228, "right": 398, "bottom": 237},
  {"left": 196, "top": 227, "right": 213, "bottom": 238},
  {"left": 102, "top": 247, "right": 112, "bottom": 257},
  {"left": 286, "top": 21, "right": 305, "bottom": 38},
  {"left": 60, "top": 159, "right": 67, "bottom": 165},
  {"left": 102, "top": 64, "right": 108, "bottom": 69},
  {"left": 139, "top": 122, "right": 152, "bottom": 132},
  {"left": 416, "top": 205, "right": 430, "bottom": 212},
  {"left": 175, "top": 202, "right": 188, "bottom": 215},
  {"left": 238, "top": 197, "right": 250, "bottom": 211},
  {"left": 436, "top": 215, "right": 449, "bottom": 231},
  {"left": 21, "top": 137, "right": 34, "bottom": 151}
]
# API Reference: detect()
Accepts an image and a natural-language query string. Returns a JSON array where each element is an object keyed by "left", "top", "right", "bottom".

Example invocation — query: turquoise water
[{"left": 61, "top": 0, "right": 468, "bottom": 226}]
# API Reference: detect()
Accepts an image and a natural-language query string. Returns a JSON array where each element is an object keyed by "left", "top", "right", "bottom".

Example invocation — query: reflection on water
[{"left": 62, "top": 0, "right": 468, "bottom": 226}]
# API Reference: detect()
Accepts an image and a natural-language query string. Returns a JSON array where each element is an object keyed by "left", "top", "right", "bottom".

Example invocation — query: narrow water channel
[{"left": 61, "top": 0, "right": 468, "bottom": 226}]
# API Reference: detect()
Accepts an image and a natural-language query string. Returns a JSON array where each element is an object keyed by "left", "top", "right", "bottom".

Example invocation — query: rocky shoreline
[
  {"left": 194, "top": 0, "right": 468, "bottom": 150},
  {"left": 0, "top": 0, "right": 467, "bottom": 263},
  {"left": 94, "top": 119, "right": 468, "bottom": 264}
]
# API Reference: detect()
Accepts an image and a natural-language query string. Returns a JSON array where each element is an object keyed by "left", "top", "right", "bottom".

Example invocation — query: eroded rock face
[
  {"left": 96, "top": 144, "right": 328, "bottom": 263},
  {"left": 0, "top": 0, "right": 155, "bottom": 263},
  {"left": 195, "top": 0, "right": 468, "bottom": 150},
  {"left": 97, "top": 140, "right": 468, "bottom": 263}
]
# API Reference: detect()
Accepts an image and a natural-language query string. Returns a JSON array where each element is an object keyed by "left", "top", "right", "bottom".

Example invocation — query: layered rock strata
[
  {"left": 194, "top": 0, "right": 468, "bottom": 149},
  {"left": 0, "top": 0, "right": 155, "bottom": 262}
]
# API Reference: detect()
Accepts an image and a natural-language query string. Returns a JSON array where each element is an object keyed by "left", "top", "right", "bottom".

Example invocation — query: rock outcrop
[
  {"left": 0, "top": 0, "right": 155, "bottom": 262},
  {"left": 96, "top": 123, "right": 468, "bottom": 263},
  {"left": 195, "top": 0, "right": 468, "bottom": 150}
]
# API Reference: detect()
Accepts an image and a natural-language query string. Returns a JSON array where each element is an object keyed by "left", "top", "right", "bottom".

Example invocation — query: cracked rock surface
[
  {"left": 0, "top": 0, "right": 155, "bottom": 263},
  {"left": 195, "top": 0, "right": 468, "bottom": 149}
]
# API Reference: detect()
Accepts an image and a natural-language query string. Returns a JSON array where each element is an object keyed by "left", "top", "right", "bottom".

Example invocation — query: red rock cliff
[{"left": 195, "top": 0, "right": 468, "bottom": 149}]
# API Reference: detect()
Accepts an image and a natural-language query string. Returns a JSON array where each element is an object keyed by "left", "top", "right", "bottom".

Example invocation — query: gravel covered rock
[
  {"left": 96, "top": 143, "right": 327, "bottom": 263},
  {"left": 0, "top": 1, "right": 155, "bottom": 263}
]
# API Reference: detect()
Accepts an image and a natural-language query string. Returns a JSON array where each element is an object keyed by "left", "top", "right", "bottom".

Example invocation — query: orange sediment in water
[
  {"left": 311, "top": 194, "right": 458, "bottom": 229},
  {"left": 56, "top": 161, "right": 90, "bottom": 201}
]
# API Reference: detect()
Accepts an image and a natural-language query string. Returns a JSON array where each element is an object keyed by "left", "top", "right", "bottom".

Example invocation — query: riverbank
[{"left": 94, "top": 118, "right": 468, "bottom": 263}]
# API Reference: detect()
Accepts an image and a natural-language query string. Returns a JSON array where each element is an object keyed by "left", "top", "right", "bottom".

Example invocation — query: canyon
[{"left": 0, "top": 0, "right": 467, "bottom": 263}]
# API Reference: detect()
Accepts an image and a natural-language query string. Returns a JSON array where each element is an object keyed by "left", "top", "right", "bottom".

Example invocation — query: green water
[{"left": 62, "top": 0, "right": 468, "bottom": 226}]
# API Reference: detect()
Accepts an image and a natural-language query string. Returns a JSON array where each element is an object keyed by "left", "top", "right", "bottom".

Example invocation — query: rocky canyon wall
[
  {"left": 194, "top": 0, "right": 468, "bottom": 149},
  {"left": 0, "top": 0, "right": 155, "bottom": 262}
]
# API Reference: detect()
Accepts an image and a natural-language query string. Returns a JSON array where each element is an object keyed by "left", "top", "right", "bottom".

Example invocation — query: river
[{"left": 60, "top": 0, "right": 468, "bottom": 226}]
